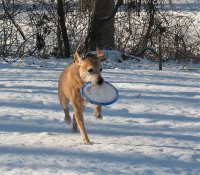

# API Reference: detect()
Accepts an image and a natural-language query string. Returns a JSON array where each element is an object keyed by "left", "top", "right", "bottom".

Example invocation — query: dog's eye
[
  {"left": 99, "top": 68, "right": 102, "bottom": 72},
  {"left": 88, "top": 68, "right": 94, "bottom": 73}
]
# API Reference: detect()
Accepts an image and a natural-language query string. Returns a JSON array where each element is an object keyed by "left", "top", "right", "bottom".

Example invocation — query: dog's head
[{"left": 74, "top": 48, "right": 106, "bottom": 86}]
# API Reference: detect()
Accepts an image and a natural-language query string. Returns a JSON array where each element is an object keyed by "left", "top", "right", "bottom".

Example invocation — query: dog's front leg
[
  {"left": 93, "top": 105, "right": 102, "bottom": 119},
  {"left": 72, "top": 99, "right": 91, "bottom": 145},
  {"left": 74, "top": 109, "right": 91, "bottom": 145}
]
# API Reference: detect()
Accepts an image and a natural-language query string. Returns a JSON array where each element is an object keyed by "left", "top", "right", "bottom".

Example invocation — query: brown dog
[{"left": 58, "top": 48, "right": 106, "bottom": 144}]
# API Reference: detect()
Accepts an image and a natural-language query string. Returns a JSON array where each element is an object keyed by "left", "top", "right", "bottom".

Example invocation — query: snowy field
[{"left": 0, "top": 58, "right": 200, "bottom": 175}]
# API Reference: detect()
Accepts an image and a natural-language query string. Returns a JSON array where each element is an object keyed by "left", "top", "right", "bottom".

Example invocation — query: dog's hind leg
[
  {"left": 58, "top": 88, "right": 71, "bottom": 124},
  {"left": 93, "top": 105, "right": 102, "bottom": 119},
  {"left": 63, "top": 105, "right": 71, "bottom": 125},
  {"left": 72, "top": 114, "right": 77, "bottom": 132}
]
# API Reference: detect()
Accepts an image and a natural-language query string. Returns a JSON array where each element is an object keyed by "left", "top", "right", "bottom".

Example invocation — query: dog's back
[{"left": 58, "top": 63, "right": 82, "bottom": 110}]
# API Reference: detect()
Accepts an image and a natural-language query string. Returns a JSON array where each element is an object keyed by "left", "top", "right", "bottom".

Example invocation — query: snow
[{"left": 0, "top": 57, "right": 200, "bottom": 175}]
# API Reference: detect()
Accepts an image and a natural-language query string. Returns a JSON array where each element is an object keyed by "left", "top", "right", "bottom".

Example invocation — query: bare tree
[
  {"left": 85, "top": 0, "right": 123, "bottom": 51},
  {"left": 57, "top": 0, "right": 71, "bottom": 57},
  {"left": 0, "top": 0, "right": 199, "bottom": 63}
]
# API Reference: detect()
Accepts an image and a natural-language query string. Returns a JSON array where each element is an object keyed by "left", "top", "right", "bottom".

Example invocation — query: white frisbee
[{"left": 81, "top": 81, "right": 118, "bottom": 105}]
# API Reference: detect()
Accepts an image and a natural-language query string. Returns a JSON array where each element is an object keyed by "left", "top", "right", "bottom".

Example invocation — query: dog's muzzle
[{"left": 97, "top": 77, "right": 104, "bottom": 85}]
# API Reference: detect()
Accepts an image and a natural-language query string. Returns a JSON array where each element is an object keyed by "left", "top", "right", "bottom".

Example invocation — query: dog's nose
[{"left": 97, "top": 77, "right": 104, "bottom": 85}]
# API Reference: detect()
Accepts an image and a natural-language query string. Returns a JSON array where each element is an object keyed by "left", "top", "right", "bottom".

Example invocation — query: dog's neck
[{"left": 73, "top": 65, "right": 84, "bottom": 84}]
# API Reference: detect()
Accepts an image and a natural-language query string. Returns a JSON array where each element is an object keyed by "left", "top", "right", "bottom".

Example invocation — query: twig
[{"left": 2, "top": 0, "right": 26, "bottom": 41}]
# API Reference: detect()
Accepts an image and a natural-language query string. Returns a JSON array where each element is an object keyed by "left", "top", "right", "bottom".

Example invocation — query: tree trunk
[
  {"left": 85, "top": 0, "right": 115, "bottom": 51},
  {"left": 57, "top": 0, "right": 70, "bottom": 57}
]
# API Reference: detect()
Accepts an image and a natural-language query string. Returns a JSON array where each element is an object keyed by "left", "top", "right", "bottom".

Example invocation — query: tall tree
[
  {"left": 57, "top": 0, "right": 71, "bottom": 57},
  {"left": 85, "top": 0, "right": 123, "bottom": 51}
]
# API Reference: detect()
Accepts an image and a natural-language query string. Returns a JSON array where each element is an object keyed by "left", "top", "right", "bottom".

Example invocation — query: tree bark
[
  {"left": 85, "top": 0, "right": 117, "bottom": 51},
  {"left": 57, "top": 0, "right": 70, "bottom": 57}
]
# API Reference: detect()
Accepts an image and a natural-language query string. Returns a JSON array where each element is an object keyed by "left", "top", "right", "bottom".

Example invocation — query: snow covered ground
[{"left": 0, "top": 58, "right": 199, "bottom": 175}]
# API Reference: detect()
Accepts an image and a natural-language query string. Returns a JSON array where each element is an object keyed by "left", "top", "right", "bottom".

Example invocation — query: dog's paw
[
  {"left": 93, "top": 112, "right": 103, "bottom": 119},
  {"left": 93, "top": 110, "right": 103, "bottom": 119},
  {"left": 82, "top": 137, "right": 93, "bottom": 145},
  {"left": 83, "top": 141, "right": 93, "bottom": 145},
  {"left": 64, "top": 116, "right": 71, "bottom": 125}
]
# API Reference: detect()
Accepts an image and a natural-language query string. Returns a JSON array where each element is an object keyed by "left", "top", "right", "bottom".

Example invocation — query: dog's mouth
[{"left": 90, "top": 77, "right": 104, "bottom": 86}]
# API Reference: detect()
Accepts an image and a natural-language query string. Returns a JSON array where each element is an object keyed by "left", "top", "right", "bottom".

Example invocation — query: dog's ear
[
  {"left": 74, "top": 49, "right": 83, "bottom": 65},
  {"left": 96, "top": 47, "right": 107, "bottom": 62}
]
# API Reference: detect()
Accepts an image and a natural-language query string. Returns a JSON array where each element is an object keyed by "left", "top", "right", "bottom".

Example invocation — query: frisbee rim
[{"left": 80, "top": 81, "right": 118, "bottom": 105}]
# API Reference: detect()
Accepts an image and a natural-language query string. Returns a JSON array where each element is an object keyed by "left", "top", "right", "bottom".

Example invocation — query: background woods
[{"left": 0, "top": 0, "right": 199, "bottom": 63}]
